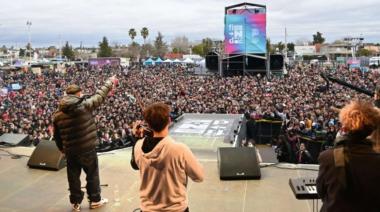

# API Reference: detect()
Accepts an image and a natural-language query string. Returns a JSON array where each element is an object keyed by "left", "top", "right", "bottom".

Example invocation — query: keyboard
[{"left": 289, "top": 177, "right": 320, "bottom": 199}]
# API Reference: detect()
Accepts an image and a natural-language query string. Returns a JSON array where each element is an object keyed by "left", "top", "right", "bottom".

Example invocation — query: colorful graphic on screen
[{"left": 225, "top": 9, "right": 266, "bottom": 54}]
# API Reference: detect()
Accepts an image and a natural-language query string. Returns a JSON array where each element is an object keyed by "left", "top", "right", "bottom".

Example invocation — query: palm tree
[
  {"left": 140, "top": 27, "right": 149, "bottom": 44},
  {"left": 129, "top": 28, "right": 137, "bottom": 43}
]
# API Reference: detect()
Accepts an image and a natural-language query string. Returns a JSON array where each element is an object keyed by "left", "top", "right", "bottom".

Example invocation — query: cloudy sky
[{"left": 0, "top": 0, "right": 379, "bottom": 47}]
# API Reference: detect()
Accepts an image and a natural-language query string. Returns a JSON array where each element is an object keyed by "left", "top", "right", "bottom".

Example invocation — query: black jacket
[
  {"left": 317, "top": 137, "right": 380, "bottom": 212},
  {"left": 53, "top": 80, "right": 113, "bottom": 156},
  {"left": 295, "top": 150, "right": 313, "bottom": 164}
]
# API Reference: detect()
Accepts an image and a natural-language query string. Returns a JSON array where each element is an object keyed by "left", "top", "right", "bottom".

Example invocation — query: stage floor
[
  {"left": 0, "top": 147, "right": 320, "bottom": 212},
  {"left": 0, "top": 114, "right": 321, "bottom": 211}
]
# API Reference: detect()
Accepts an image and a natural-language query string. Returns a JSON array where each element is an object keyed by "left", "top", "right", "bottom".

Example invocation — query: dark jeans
[{"left": 66, "top": 150, "right": 101, "bottom": 204}]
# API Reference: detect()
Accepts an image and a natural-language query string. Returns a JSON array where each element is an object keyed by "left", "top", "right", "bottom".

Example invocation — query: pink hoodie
[{"left": 134, "top": 136, "right": 204, "bottom": 212}]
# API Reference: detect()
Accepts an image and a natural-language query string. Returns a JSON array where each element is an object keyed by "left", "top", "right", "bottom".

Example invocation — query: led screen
[{"left": 225, "top": 9, "right": 266, "bottom": 54}]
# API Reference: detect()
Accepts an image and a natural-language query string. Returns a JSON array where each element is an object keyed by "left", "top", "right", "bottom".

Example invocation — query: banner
[{"left": 225, "top": 9, "right": 266, "bottom": 54}]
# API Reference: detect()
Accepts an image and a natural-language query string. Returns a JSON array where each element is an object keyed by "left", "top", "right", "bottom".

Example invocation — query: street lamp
[{"left": 26, "top": 20, "right": 32, "bottom": 64}]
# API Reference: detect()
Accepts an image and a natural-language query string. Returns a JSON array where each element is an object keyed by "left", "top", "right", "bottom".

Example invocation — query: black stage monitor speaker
[
  {"left": 0, "top": 133, "right": 31, "bottom": 146},
  {"left": 27, "top": 141, "right": 66, "bottom": 171},
  {"left": 217, "top": 147, "right": 261, "bottom": 180}
]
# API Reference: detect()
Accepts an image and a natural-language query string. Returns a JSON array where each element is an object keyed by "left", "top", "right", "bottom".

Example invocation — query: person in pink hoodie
[{"left": 133, "top": 102, "right": 204, "bottom": 212}]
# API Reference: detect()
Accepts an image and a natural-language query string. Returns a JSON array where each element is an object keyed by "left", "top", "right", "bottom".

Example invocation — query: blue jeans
[{"left": 66, "top": 150, "right": 101, "bottom": 204}]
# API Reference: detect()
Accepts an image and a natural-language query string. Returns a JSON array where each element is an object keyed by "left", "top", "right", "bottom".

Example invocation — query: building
[
  {"left": 320, "top": 44, "right": 351, "bottom": 60},
  {"left": 294, "top": 45, "right": 317, "bottom": 56},
  {"left": 295, "top": 43, "right": 352, "bottom": 61},
  {"left": 363, "top": 44, "right": 380, "bottom": 55}
]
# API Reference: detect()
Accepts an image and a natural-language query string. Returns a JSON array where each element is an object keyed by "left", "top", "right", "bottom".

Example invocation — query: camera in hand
[{"left": 137, "top": 124, "right": 153, "bottom": 137}]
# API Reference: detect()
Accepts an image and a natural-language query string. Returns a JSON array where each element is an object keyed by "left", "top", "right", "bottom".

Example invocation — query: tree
[
  {"left": 287, "top": 43, "right": 295, "bottom": 52},
  {"left": 357, "top": 48, "right": 372, "bottom": 57},
  {"left": 1, "top": 45, "right": 7, "bottom": 54},
  {"left": 313, "top": 32, "right": 325, "bottom": 45},
  {"left": 98, "top": 36, "right": 112, "bottom": 57},
  {"left": 202, "top": 38, "right": 213, "bottom": 56},
  {"left": 141, "top": 27, "right": 149, "bottom": 44},
  {"left": 171, "top": 36, "right": 190, "bottom": 54},
  {"left": 140, "top": 43, "right": 154, "bottom": 58},
  {"left": 277, "top": 42, "right": 285, "bottom": 53},
  {"left": 26, "top": 43, "right": 32, "bottom": 50},
  {"left": 127, "top": 42, "right": 141, "bottom": 61},
  {"left": 62, "top": 41, "right": 75, "bottom": 60},
  {"left": 172, "top": 47, "right": 179, "bottom": 53},
  {"left": 129, "top": 28, "right": 137, "bottom": 43},
  {"left": 19, "top": 49, "right": 26, "bottom": 57},
  {"left": 192, "top": 43, "right": 204, "bottom": 56},
  {"left": 25, "top": 43, "right": 33, "bottom": 57},
  {"left": 153, "top": 32, "right": 168, "bottom": 58},
  {"left": 267, "top": 38, "right": 275, "bottom": 54}
]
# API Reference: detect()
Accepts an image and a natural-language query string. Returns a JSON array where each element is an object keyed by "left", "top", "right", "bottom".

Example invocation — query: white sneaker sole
[{"left": 90, "top": 199, "right": 108, "bottom": 209}]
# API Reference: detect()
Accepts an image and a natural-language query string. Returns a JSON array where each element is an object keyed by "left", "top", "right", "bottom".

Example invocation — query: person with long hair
[{"left": 317, "top": 101, "right": 380, "bottom": 212}]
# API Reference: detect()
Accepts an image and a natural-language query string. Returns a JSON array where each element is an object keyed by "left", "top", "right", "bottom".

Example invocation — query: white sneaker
[
  {"left": 72, "top": 203, "right": 81, "bottom": 211},
  {"left": 90, "top": 198, "right": 108, "bottom": 209}
]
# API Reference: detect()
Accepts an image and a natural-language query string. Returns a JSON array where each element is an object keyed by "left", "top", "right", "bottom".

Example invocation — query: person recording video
[{"left": 131, "top": 102, "right": 204, "bottom": 212}]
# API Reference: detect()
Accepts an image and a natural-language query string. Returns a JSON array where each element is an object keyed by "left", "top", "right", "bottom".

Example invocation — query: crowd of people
[{"left": 0, "top": 62, "right": 378, "bottom": 160}]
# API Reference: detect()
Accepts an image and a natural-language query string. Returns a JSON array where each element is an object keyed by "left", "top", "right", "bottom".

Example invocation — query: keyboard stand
[{"left": 289, "top": 177, "right": 320, "bottom": 212}]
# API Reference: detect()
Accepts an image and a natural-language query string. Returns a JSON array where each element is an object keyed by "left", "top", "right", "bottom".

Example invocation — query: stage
[{"left": 0, "top": 114, "right": 321, "bottom": 211}]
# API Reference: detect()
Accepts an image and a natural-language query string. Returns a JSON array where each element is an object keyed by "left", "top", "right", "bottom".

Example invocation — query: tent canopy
[
  {"left": 183, "top": 58, "right": 194, "bottom": 64},
  {"left": 196, "top": 59, "right": 206, "bottom": 67},
  {"left": 173, "top": 59, "right": 181, "bottom": 63},
  {"left": 144, "top": 58, "right": 155, "bottom": 65},
  {"left": 163, "top": 59, "right": 172, "bottom": 63},
  {"left": 155, "top": 57, "right": 163, "bottom": 64}
]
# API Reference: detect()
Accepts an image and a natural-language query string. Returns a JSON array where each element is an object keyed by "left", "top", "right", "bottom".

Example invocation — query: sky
[{"left": 0, "top": 0, "right": 379, "bottom": 47}]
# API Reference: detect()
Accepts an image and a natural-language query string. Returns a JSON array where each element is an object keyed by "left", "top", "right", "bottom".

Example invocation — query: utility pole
[
  {"left": 26, "top": 21, "right": 32, "bottom": 64},
  {"left": 284, "top": 27, "right": 288, "bottom": 74}
]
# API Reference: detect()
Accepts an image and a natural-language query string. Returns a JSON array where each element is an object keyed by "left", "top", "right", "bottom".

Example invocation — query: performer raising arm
[{"left": 53, "top": 75, "right": 118, "bottom": 211}]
